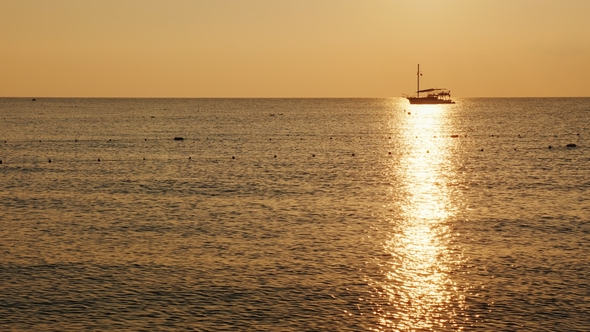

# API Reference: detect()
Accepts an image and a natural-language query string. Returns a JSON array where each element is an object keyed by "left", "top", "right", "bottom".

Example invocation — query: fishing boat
[{"left": 404, "top": 64, "right": 455, "bottom": 104}]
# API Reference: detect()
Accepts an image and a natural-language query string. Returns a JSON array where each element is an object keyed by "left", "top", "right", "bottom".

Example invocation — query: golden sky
[{"left": 1, "top": 0, "right": 589, "bottom": 98}]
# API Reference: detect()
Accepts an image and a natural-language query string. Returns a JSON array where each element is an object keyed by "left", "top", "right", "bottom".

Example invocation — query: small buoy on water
[
  {"left": 312, "top": 154, "right": 315, "bottom": 157},
  {"left": 388, "top": 152, "right": 391, "bottom": 155},
  {"left": 274, "top": 155, "right": 277, "bottom": 158},
  {"left": 174, "top": 137, "right": 184, "bottom": 141},
  {"left": 352, "top": 153, "right": 355, "bottom": 156},
  {"left": 188, "top": 156, "right": 192, "bottom": 160},
  {"left": 480, "top": 149, "right": 484, "bottom": 152},
  {"left": 232, "top": 156, "right": 235, "bottom": 159},
  {"left": 548, "top": 146, "right": 552, "bottom": 149},
  {"left": 98, "top": 158, "right": 101, "bottom": 162},
  {"left": 0, "top": 160, "right": 2, "bottom": 164},
  {"left": 48, "top": 159, "right": 52, "bottom": 163}
]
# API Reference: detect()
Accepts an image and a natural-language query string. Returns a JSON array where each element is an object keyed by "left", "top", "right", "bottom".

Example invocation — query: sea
[{"left": 1, "top": 98, "right": 589, "bottom": 331}]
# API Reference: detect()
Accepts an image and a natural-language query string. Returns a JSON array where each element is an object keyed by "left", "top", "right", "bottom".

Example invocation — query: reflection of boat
[{"left": 404, "top": 64, "right": 455, "bottom": 104}]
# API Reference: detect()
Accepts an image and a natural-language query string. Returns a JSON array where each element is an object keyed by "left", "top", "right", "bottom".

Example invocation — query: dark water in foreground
[{"left": 1, "top": 98, "right": 589, "bottom": 331}]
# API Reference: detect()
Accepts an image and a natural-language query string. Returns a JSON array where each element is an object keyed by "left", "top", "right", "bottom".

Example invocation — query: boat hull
[{"left": 407, "top": 97, "right": 455, "bottom": 105}]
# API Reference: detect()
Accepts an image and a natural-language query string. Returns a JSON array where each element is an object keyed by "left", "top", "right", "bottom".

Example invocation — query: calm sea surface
[{"left": 1, "top": 98, "right": 589, "bottom": 331}]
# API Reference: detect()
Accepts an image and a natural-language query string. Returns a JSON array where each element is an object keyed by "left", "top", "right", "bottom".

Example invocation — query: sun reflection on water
[{"left": 375, "top": 103, "right": 465, "bottom": 331}]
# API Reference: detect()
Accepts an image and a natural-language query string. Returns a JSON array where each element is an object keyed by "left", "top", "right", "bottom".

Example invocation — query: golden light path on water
[{"left": 376, "top": 104, "right": 465, "bottom": 331}]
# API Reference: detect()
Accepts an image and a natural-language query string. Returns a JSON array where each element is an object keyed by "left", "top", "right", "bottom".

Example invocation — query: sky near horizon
[{"left": 1, "top": 0, "right": 589, "bottom": 98}]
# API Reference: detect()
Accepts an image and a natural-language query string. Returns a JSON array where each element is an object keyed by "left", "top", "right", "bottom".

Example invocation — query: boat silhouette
[{"left": 404, "top": 64, "right": 455, "bottom": 104}]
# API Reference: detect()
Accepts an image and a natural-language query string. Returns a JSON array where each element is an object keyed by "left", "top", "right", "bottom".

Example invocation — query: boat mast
[{"left": 417, "top": 64, "right": 421, "bottom": 98}]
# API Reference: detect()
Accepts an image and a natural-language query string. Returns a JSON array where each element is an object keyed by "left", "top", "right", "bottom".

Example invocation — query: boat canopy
[{"left": 417, "top": 88, "right": 448, "bottom": 93}]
